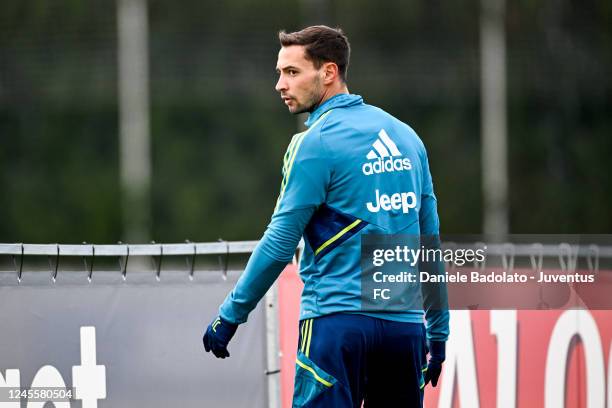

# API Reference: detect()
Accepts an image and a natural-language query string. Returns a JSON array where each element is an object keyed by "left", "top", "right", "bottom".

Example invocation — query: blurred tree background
[{"left": 0, "top": 0, "right": 610, "bottom": 243}]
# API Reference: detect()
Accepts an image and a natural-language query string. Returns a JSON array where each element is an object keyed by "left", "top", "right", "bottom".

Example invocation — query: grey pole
[
  {"left": 265, "top": 283, "right": 281, "bottom": 408},
  {"left": 117, "top": 0, "right": 151, "bottom": 243},
  {"left": 480, "top": 0, "right": 509, "bottom": 239}
]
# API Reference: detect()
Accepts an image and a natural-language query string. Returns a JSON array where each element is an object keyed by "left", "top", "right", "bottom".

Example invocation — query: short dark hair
[{"left": 278, "top": 25, "right": 351, "bottom": 82}]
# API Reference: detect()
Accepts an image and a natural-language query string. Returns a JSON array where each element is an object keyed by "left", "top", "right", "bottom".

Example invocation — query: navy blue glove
[
  {"left": 203, "top": 316, "right": 238, "bottom": 359},
  {"left": 424, "top": 340, "right": 445, "bottom": 387}
]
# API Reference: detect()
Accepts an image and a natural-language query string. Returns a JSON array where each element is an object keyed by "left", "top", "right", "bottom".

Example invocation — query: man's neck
[{"left": 313, "top": 84, "right": 349, "bottom": 111}]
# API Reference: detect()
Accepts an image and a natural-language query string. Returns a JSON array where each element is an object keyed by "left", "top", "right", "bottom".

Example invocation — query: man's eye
[{"left": 288, "top": 70, "right": 297, "bottom": 76}]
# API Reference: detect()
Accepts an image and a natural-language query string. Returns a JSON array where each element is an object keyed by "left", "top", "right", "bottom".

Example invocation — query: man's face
[{"left": 275, "top": 45, "right": 324, "bottom": 114}]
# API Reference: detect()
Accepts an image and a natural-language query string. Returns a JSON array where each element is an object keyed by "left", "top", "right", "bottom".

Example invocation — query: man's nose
[{"left": 275, "top": 76, "right": 286, "bottom": 93}]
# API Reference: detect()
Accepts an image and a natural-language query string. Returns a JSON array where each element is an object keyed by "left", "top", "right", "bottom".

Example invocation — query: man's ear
[{"left": 322, "top": 62, "right": 339, "bottom": 85}]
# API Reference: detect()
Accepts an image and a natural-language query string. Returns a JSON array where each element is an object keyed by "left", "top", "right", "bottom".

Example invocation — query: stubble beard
[{"left": 291, "top": 77, "right": 323, "bottom": 115}]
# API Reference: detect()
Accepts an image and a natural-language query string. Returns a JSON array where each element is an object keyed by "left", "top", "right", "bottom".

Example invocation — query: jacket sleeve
[
  {"left": 219, "top": 130, "right": 331, "bottom": 324},
  {"left": 418, "top": 146, "right": 450, "bottom": 342}
]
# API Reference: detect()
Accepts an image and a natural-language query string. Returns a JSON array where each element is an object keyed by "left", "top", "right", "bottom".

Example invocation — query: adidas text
[
  {"left": 366, "top": 189, "right": 417, "bottom": 214},
  {"left": 362, "top": 157, "right": 412, "bottom": 175}
]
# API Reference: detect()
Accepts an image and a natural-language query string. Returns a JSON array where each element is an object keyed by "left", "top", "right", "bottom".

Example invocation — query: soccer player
[{"left": 203, "top": 25, "right": 449, "bottom": 407}]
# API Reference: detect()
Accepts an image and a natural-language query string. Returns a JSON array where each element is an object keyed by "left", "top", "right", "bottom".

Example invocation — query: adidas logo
[{"left": 362, "top": 129, "right": 412, "bottom": 176}]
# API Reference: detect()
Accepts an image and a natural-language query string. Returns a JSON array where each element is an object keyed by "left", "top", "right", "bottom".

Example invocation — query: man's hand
[
  {"left": 424, "top": 340, "right": 445, "bottom": 387},
  {"left": 203, "top": 316, "right": 238, "bottom": 359}
]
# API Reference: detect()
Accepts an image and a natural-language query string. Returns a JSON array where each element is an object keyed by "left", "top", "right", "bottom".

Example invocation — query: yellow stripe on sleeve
[
  {"left": 314, "top": 219, "right": 362, "bottom": 256},
  {"left": 283, "top": 132, "right": 304, "bottom": 175},
  {"left": 273, "top": 110, "right": 333, "bottom": 214},
  {"left": 274, "top": 132, "right": 306, "bottom": 212}
]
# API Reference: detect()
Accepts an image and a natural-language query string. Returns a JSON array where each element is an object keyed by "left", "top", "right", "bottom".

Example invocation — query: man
[{"left": 203, "top": 25, "right": 449, "bottom": 407}]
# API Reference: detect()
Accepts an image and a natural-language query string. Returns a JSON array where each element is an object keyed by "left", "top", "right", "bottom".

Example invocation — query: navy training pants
[{"left": 292, "top": 313, "right": 427, "bottom": 408}]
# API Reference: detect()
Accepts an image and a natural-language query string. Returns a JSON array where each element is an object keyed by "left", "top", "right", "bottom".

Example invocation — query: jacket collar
[{"left": 305, "top": 93, "right": 363, "bottom": 127}]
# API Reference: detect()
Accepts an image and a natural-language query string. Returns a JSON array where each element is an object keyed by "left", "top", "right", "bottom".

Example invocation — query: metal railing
[
  {"left": 0, "top": 241, "right": 259, "bottom": 257},
  {"left": 2, "top": 241, "right": 611, "bottom": 258}
]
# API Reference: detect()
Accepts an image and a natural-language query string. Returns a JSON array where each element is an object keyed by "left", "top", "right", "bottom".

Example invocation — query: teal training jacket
[{"left": 219, "top": 93, "right": 449, "bottom": 341}]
